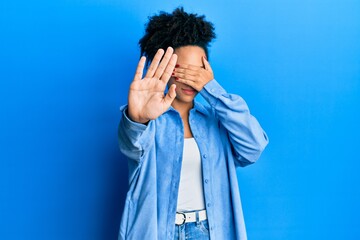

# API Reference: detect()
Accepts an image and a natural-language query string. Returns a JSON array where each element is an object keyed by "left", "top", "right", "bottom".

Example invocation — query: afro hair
[{"left": 139, "top": 7, "right": 216, "bottom": 63}]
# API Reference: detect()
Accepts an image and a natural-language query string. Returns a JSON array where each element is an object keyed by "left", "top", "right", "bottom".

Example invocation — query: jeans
[{"left": 174, "top": 219, "right": 210, "bottom": 240}]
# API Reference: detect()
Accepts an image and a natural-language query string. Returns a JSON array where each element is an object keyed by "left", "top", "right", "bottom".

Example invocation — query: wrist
[{"left": 127, "top": 109, "right": 150, "bottom": 125}]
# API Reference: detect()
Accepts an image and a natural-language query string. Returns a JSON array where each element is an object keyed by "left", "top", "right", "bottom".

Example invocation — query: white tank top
[{"left": 176, "top": 138, "right": 206, "bottom": 212}]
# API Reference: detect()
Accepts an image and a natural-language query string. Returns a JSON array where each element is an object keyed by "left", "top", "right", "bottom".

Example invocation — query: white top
[{"left": 176, "top": 138, "right": 206, "bottom": 212}]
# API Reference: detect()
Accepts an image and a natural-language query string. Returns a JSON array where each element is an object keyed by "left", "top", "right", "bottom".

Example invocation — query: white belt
[{"left": 175, "top": 210, "right": 207, "bottom": 225}]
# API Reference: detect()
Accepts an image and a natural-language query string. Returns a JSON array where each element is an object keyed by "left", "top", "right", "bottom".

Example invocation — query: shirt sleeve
[
  {"left": 199, "top": 79, "right": 269, "bottom": 166},
  {"left": 118, "top": 105, "right": 155, "bottom": 163}
]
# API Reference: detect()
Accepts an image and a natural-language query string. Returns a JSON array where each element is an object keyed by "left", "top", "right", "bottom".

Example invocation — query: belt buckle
[{"left": 176, "top": 212, "right": 186, "bottom": 226}]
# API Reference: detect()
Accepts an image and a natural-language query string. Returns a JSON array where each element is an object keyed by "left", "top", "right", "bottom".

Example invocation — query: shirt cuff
[
  {"left": 120, "top": 105, "right": 148, "bottom": 132},
  {"left": 200, "top": 79, "right": 226, "bottom": 107}
]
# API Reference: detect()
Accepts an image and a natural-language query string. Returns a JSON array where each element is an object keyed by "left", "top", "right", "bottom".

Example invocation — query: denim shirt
[{"left": 118, "top": 79, "right": 268, "bottom": 240}]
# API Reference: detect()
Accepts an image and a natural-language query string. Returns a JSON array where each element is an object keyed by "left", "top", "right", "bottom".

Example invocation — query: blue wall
[{"left": 1, "top": 0, "right": 359, "bottom": 239}]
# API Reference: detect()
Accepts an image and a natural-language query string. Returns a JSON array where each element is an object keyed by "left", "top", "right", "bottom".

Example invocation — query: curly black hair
[{"left": 139, "top": 7, "right": 216, "bottom": 63}]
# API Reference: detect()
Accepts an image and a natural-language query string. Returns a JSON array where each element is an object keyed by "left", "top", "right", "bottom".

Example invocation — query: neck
[{"left": 171, "top": 99, "right": 194, "bottom": 117}]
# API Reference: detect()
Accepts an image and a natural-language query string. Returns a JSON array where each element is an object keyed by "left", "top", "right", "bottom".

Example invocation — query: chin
[{"left": 177, "top": 95, "right": 196, "bottom": 103}]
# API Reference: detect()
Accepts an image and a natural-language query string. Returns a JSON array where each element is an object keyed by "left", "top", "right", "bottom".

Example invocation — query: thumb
[
  {"left": 202, "top": 56, "right": 213, "bottom": 72},
  {"left": 164, "top": 84, "right": 177, "bottom": 106}
]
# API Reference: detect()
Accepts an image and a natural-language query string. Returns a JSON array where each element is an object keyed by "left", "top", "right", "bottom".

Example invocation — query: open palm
[{"left": 128, "top": 47, "right": 178, "bottom": 124}]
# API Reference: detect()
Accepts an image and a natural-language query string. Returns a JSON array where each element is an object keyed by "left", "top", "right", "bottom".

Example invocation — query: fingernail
[
  {"left": 172, "top": 72, "right": 175, "bottom": 75},
  {"left": 175, "top": 77, "right": 179, "bottom": 80},
  {"left": 204, "top": 56, "right": 207, "bottom": 60},
  {"left": 175, "top": 64, "right": 179, "bottom": 67}
]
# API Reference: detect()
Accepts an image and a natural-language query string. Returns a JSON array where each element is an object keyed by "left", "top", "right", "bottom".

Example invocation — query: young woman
[{"left": 118, "top": 7, "right": 268, "bottom": 240}]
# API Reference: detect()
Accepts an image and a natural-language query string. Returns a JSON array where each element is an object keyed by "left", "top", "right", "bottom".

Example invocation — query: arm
[
  {"left": 118, "top": 47, "right": 178, "bottom": 162},
  {"left": 173, "top": 57, "right": 268, "bottom": 166},
  {"left": 200, "top": 79, "right": 268, "bottom": 166},
  {"left": 118, "top": 106, "right": 155, "bottom": 162}
]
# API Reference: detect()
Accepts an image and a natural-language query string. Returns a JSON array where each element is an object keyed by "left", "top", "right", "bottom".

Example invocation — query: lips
[{"left": 181, "top": 88, "right": 196, "bottom": 95}]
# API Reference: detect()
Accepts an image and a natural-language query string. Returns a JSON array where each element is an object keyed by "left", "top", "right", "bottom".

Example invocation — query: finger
[
  {"left": 163, "top": 83, "right": 177, "bottom": 106},
  {"left": 145, "top": 49, "right": 165, "bottom": 78},
  {"left": 133, "top": 56, "right": 146, "bottom": 81},
  {"left": 175, "top": 78, "right": 197, "bottom": 88},
  {"left": 160, "top": 53, "right": 178, "bottom": 83},
  {"left": 175, "top": 63, "right": 203, "bottom": 71},
  {"left": 202, "top": 56, "right": 213, "bottom": 72},
  {"left": 173, "top": 72, "right": 197, "bottom": 81},
  {"left": 173, "top": 67, "right": 199, "bottom": 77},
  {"left": 154, "top": 47, "right": 174, "bottom": 79}
]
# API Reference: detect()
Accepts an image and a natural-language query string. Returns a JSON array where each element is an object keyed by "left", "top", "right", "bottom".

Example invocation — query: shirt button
[
  {"left": 203, "top": 154, "right": 207, "bottom": 159},
  {"left": 194, "top": 135, "right": 198, "bottom": 138},
  {"left": 207, "top": 203, "right": 211, "bottom": 207},
  {"left": 211, "top": 89, "right": 215, "bottom": 93},
  {"left": 205, "top": 179, "right": 209, "bottom": 184},
  {"left": 191, "top": 120, "right": 195, "bottom": 124}
]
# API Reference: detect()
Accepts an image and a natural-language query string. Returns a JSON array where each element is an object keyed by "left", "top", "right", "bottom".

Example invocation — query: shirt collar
[{"left": 166, "top": 101, "right": 210, "bottom": 116}]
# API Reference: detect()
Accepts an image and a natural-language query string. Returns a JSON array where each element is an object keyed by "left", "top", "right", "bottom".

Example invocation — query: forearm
[
  {"left": 118, "top": 105, "right": 155, "bottom": 162},
  {"left": 200, "top": 79, "right": 269, "bottom": 164}
]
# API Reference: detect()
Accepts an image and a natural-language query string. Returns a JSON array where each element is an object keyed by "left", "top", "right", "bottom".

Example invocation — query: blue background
[{"left": 1, "top": 0, "right": 359, "bottom": 239}]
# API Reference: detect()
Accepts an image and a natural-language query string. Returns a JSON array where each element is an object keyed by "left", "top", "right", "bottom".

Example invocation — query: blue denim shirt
[{"left": 118, "top": 79, "right": 268, "bottom": 240}]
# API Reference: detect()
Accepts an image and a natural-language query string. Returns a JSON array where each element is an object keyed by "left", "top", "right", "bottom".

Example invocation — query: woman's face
[{"left": 169, "top": 46, "right": 206, "bottom": 105}]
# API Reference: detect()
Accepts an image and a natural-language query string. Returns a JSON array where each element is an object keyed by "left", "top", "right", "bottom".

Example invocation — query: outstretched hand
[{"left": 127, "top": 47, "right": 178, "bottom": 124}]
